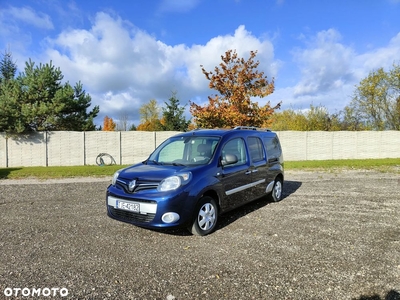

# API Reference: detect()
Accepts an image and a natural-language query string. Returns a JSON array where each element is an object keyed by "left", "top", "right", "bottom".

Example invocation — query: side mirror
[{"left": 221, "top": 153, "right": 238, "bottom": 166}]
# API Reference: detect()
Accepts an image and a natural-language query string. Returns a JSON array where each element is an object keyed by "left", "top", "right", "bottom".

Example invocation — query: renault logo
[{"left": 128, "top": 179, "right": 137, "bottom": 192}]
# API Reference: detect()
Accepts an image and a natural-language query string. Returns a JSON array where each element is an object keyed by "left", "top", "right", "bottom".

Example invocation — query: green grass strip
[
  {"left": 1, "top": 158, "right": 399, "bottom": 180},
  {"left": 285, "top": 158, "right": 400, "bottom": 172}
]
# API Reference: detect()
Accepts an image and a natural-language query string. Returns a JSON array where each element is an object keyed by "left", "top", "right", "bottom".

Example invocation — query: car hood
[{"left": 119, "top": 163, "right": 190, "bottom": 181}]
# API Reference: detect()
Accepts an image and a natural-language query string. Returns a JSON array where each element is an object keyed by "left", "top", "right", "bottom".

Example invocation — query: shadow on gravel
[
  {"left": 353, "top": 290, "right": 400, "bottom": 300},
  {"left": 0, "top": 168, "right": 22, "bottom": 179},
  {"left": 282, "top": 180, "right": 303, "bottom": 198},
  {"left": 154, "top": 180, "right": 302, "bottom": 236}
]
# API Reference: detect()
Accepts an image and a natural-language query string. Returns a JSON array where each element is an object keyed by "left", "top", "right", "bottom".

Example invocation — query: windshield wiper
[{"left": 143, "top": 159, "right": 162, "bottom": 165}]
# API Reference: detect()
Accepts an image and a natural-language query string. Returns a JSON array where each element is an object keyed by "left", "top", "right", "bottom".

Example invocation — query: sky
[{"left": 1, "top": 0, "right": 400, "bottom": 128}]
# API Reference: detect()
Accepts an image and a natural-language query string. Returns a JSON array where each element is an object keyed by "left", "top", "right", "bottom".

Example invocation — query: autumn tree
[
  {"left": 190, "top": 50, "right": 279, "bottom": 128},
  {"left": 346, "top": 64, "right": 400, "bottom": 130},
  {"left": 270, "top": 109, "right": 308, "bottom": 131},
  {"left": 161, "top": 92, "right": 190, "bottom": 131},
  {"left": 137, "top": 99, "right": 162, "bottom": 131},
  {"left": 270, "top": 104, "right": 376, "bottom": 131},
  {"left": 339, "top": 106, "right": 371, "bottom": 131},
  {"left": 270, "top": 105, "right": 342, "bottom": 131},
  {"left": 103, "top": 116, "right": 116, "bottom": 131},
  {"left": 304, "top": 105, "right": 341, "bottom": 131}
]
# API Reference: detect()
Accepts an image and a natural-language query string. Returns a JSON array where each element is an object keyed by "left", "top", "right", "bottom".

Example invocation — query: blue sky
[{"left": 1, "top": 0, "right": 400, "bottom": 127}]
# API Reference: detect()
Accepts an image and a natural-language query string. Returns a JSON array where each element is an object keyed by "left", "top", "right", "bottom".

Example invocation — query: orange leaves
[
  {"left": 103, "top": 116, "right": 116, "bottom": 131},
  {"left": 190, "top": 49, "right": 279, "bottom": 128}
]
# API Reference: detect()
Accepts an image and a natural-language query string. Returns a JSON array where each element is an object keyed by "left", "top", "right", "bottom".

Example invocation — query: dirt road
[{"left": 1, "top": 170, "right": 399, "bottom": 299}]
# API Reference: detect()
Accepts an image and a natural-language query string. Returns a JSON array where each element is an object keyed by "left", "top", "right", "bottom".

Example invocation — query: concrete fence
[{"left": 0, "top": 130, "right": 399, "bottom": 167}]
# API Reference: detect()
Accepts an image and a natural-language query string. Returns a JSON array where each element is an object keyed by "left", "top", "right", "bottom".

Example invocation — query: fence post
[
  {"left": 119, "top": 131, "right": 122, "bottom": 165},
  {"left": 45, "top": 131, "right": 48, "bottom": 167},
  {"left": 5, "top": 136, "right": 8, "bottom": 168},
  {"left": 83, "top": 131, "right": 86, "bottom": 166},
  {"left": 154, "top": 132, "right": 157, "bottom": 151}
]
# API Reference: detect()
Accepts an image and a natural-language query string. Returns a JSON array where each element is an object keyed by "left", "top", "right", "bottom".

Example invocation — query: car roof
[{"left": 173, "top": 127, "right": 277, "bottom": 138}]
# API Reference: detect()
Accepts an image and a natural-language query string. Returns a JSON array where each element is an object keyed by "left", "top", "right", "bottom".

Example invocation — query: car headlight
[
  {"left": 112, "top": 170, "right": 122, "bottom": 186},
  {"left": 158, "top": 172, "right": 192, "bottom": 192}
]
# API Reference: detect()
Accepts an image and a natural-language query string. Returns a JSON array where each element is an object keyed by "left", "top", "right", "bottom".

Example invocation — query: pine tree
[
  {"left": 0, "top": 50, "right": 17, "bottom": 82},
  {"left": 161, "top": 92, "right": 190, "bottom": 131},
  {"left": 0, "top": 57, "right": 99, "bottom": 133}
]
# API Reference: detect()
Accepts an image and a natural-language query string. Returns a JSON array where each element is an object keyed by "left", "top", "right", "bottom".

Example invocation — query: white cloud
[
  {"left": 292, "top": 29, "right": 355, "bottom": 97},
  {"left": 353, "top": 32, "right": 400, "bottom": 77},
  {"left": 184, "top": 25, "right": 277, "bottom": 98},
  {"left": 267, "top": 28, "right": 400, "bottom": 114},
  {"left": 9, "top": 7, "right": 397, "bottom": 125},
  {"left": 3, "top": 6, "right": 53, "bottom": 30},
  {"left": 41, "top": 14, "right": 276, "bottom": 125},
  {"left": 0, "top": 5, "right": 54, "bottom": 54}
]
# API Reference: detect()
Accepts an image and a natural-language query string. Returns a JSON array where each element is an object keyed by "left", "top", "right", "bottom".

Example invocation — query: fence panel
[
  {"left": 121, "top": 131, "right": 155, "bottom": 165},
  {"left": 85, "top": 132, "right": 121, "bottom": 165},
  {"left": 380, "top": 131, "right": 400, "bottom": 158},
  {"left": 276, "top": 131, "right": 307, "bottom": 161},
  {"left": 0, "top": 131, "right": 399, "bottom": 167},
  {"left": 47, "top": 131, "right": 84, "bottom": 166},
  {"left": 332, "top": 131, "right": 358, "bottom": 160},
  {"left": 6, "top": 132, "right": 47, "bottom": 167},
  {"left": 306, "top": 131, "right": 333, "bottom": 160}
]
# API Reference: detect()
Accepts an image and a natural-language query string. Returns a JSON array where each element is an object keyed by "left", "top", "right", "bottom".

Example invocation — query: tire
[
  {"left": 268, "top": 178, "right": 283, "bottom": 202},
  {"left": 189, "top": 196, "right": 218, "bottom": 236}
]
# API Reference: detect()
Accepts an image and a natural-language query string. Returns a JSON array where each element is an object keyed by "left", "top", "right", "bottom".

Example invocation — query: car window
[
  {"left": 247, "top": 137, "right": 265, "bottom": 162},
  {"left": 221, "top": 138, "right": 247, "bottom": 166},
  {"left": 153, "top": 136, "right": 219, "bottom": 165},
  {"left": 158, "top": 140, "right": 185, "bottom": 162},
  {"left": 189, "top": 137, "right": 219, "bottom": 163},
  {"left": 265, "top": 136, "right": 281, "bottom": 160}
]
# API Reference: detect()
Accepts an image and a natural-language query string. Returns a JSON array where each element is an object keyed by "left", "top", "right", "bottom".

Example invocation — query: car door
[
  {"left": 247, "top": 136, "right": 268, "bottom": 198},
  {"left": 218, "top": 137, "right": 253, "bottom": 210},
  {"left": 264, "top": 136, "right": 283, "bottom": 182}
]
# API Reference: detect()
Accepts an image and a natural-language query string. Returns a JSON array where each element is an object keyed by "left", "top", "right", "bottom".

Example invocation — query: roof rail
[
  {"left": 233, "top": 126, "right": 272, "bottom": 132},
  {"left": 233, "top": 126, "right": 257, "bottom": 130}
]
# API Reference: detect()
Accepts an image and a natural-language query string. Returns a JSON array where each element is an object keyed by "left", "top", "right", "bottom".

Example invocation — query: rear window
[
  {"left": 247, "top": 137, "right": 265, "bottom": 162},
  {"left": 264, "top": 136, "right": 281, "bottom": 160}
]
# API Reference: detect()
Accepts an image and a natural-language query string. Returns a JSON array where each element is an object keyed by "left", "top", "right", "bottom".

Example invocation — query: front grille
[
  {"left": 116, "top": 178, "right": 159, "bottom": 193},
  {"left": 109, "top": 206, "right": 155, "bottom": 223}
]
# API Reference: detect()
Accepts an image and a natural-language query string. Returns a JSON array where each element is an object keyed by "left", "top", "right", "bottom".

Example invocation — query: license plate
[{"left": 116, "top": 200, "right": 140, "bottom": 212}]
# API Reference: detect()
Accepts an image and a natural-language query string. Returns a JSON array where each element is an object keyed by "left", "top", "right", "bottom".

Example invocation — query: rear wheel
[
  {"left": 268, "top": 178, "right": 283, "bottom": 202},
  {"left": 189, "top": 196, "right": 218, "bottom": 236}
]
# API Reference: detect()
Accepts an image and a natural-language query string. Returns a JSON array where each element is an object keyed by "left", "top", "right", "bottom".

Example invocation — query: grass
[
  {"left": 285, "top": 158, "right": 400, "bottom": 172},
  {"left": 0, "top": 165, "right": 129, "bottom": 180},
  {"left": 0, "top": 158, "right": 399, "bottom": 180}
]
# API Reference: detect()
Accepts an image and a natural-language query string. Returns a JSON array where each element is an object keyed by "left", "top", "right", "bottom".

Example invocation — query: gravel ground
[{"left": 0, "top": 170, "right": 399, "bottom": 300}]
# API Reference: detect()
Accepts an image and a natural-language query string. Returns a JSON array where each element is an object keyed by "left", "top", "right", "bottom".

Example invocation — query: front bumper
[{"left": 106, "top": 186, "right": 194, "bottom": 229}]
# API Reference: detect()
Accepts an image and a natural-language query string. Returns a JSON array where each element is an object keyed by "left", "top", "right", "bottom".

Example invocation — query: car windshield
[{"left": 147, "top": 136, "right": 220, "bottom": 165}]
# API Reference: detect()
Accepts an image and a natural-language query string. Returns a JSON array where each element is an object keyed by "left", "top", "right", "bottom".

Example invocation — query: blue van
[{"left": 106, "top": 127, "right": 284, "bottom": 236}]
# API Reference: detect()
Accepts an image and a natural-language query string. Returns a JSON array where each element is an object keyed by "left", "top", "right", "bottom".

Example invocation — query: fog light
[{"left": 162, "top": 212, "right": 180, "bottom": 224}]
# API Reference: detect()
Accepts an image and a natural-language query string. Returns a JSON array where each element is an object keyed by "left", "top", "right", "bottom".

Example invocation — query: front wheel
[
  {"left": 268, "top": 178, "right": 283, "bottom": 202},
  {"left": 189, "top": 196, "right": 218, "bottom": 236}
]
